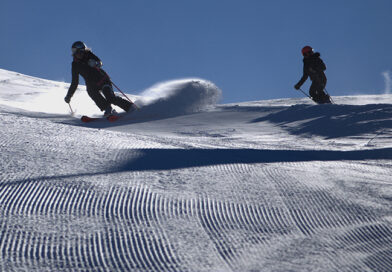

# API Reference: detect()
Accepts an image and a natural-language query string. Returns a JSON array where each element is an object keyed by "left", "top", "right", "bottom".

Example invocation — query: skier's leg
[
  {"left": 317, "top": 82, "right": 331, "bottom": 104},
  {"left": 309, "top": 82, "right": 326, "bottom": 104},
  {"left": 86, "top": 86, "right": 110, "bottom": 111},
  {"left": 310, "top": 75, "right": 330, "bottom": 104},
  {"left": 102, "top": 84, "right": 133, "bottom": 112},
  {"left": 309, "top": 83, "right": 319, "bottom": 102},
  {"left": 320, "top": 90, "right": 330, "bottom": 103}
]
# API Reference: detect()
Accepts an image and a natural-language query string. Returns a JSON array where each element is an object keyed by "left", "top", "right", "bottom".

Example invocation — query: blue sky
[{"left": 1, "top": 0, "right": 392, "bottom": 103}]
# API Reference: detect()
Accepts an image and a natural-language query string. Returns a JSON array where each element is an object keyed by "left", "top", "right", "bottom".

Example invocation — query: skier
[
  {"left": 294, "top": 46, "right": 331, "bottom": 104},
  {"left": 64, "top": 41, "right": 135, "bottom": 116}
]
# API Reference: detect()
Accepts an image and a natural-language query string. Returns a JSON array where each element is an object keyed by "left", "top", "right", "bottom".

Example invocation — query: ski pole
[
  {"left": 68, "top": 103, "right": 74, "bottom": 115},
  {"left": 298, "top": 88, "right": 312, "bottom": 99},
  {"left": 95, "top": 67, "right": 139, "bottom": 109},
  {"left": 111, "top": 80, "right": 139, "bottom": 109},
  {"left": 365, "top": 128, "right": 386, "bottom": 146},
  {"left": 324, "top": 88, "right": 335, "bottom": 104}
]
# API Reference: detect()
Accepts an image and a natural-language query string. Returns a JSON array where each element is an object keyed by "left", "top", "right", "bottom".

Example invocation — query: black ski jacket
[
  {"left": 66, "top": 50, "right": 111, "bottom": 99},
  {"left": 296, "top": 52, "right": 327, "bottom": 87}
]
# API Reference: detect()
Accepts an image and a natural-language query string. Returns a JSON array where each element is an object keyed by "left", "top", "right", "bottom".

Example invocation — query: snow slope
[{"left": 0, "top": 68, "right": 391, "bottom": 271}]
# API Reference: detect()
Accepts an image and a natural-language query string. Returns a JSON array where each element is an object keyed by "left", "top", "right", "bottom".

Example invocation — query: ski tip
[{"left": 81, "top": 115, "right": 99, "bottom": 122}]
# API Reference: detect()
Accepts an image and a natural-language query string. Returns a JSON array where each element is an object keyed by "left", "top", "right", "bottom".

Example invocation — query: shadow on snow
[
  {"left": 4, "top": 147, "right": 392, "bottom": 186},
  {"left": 115, "top": 147, "right": 392, "bottom": 171},
  {"left": 251, "top": 103, "right": 392, "bottom": 139}
]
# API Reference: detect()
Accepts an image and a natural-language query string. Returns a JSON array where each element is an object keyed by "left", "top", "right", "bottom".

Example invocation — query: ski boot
[{"left": 104, "top": 106, "right": 117, "bottom": 117}]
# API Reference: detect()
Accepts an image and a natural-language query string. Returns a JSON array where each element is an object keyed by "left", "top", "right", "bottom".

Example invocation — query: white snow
[{"left": 0, "top": 68, "right": 391, "bottom": 271}]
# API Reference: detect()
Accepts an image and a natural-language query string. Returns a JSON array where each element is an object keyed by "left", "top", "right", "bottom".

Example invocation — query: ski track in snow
[{"left": 0, "top": 69, "right": 392, "bottom": 271}]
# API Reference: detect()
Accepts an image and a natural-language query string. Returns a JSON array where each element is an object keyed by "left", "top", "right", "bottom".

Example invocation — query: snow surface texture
[{"left": 0, "top": 68, "right": 391, "bottom": 271}]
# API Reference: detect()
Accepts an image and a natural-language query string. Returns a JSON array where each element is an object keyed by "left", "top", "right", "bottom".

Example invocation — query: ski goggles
[{"left": 71, "top": 48, "right": 85, "bottom": 55}]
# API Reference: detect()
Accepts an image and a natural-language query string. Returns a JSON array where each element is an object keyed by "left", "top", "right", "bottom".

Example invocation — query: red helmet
[{"left": 301, "top": 46, "right": 313, "bottom": 56}]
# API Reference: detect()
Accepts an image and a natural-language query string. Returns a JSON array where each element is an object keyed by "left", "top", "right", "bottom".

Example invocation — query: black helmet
[{"left": 71, "top": 41, "right": 87, "bottom": 55}]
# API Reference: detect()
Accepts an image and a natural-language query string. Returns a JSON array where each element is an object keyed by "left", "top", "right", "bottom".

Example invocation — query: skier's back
[{"left": 294, "top": 46, "right": 331, "bottom": 104}]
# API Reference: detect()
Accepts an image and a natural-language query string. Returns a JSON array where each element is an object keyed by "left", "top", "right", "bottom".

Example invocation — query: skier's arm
[
  {"left": 295, "top": 67, "right": 308, "bottom": 89},
  {"left": 296, "top": 74, "right": 308, "bottom": 88},
  {"left": 65, "top": 63, "right": 79, "bottom": 102}
]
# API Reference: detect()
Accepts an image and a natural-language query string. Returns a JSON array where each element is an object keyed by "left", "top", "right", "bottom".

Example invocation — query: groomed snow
[{"left": 0, "top": 68, "right": 391, "bottom": 271}]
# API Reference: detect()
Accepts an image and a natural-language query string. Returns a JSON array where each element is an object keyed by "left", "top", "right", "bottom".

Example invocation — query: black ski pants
[
  {"left": 309, "top": 79, "right": 329, "bottom": 104},
  {"left": 87, "top": 84, "right": 132, "bottom": 112}
]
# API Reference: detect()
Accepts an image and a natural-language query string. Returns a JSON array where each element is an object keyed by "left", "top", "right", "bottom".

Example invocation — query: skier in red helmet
[{"left": 294, "top": 46, "right": 331, "bottom": 104}]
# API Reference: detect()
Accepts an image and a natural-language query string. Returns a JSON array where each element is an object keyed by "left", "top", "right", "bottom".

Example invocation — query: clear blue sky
[{"left": 1, "top": 0, "right": 392, "bottom": 103}]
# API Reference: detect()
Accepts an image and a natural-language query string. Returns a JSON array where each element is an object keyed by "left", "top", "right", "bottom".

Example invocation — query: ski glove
[
  {"left": 64, "top": 95, "right": 71, "bottom": 103},
  {"left": 294, "top": 83, "right": 301, "bottom": 90}
]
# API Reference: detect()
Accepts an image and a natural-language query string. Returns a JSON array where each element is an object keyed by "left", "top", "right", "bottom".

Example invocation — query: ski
[
  {"left": 81, "top": 115, "right": 120, "bottom": 123},
  {"left": 80, "top": 105, "right": 138, "bottom": 123}
]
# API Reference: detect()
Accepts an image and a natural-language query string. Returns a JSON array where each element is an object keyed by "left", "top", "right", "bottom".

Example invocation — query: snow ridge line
[
  {"left": 262, "top": 165, "right": 391, "bottom": 270},
  {"left": 0, "top": 179, "right": 288, "bottom": 270},
  {"left": 1, "top": 183, "right": 184, "bottom": 271}
]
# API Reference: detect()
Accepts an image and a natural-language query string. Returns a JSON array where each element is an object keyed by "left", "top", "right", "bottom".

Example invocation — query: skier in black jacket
[
  {"left": 294, "top": 46, "right": 331, "bottom": 104},
  {"left": 64, "top": 41, "right": 135, "bottom": 116}
]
